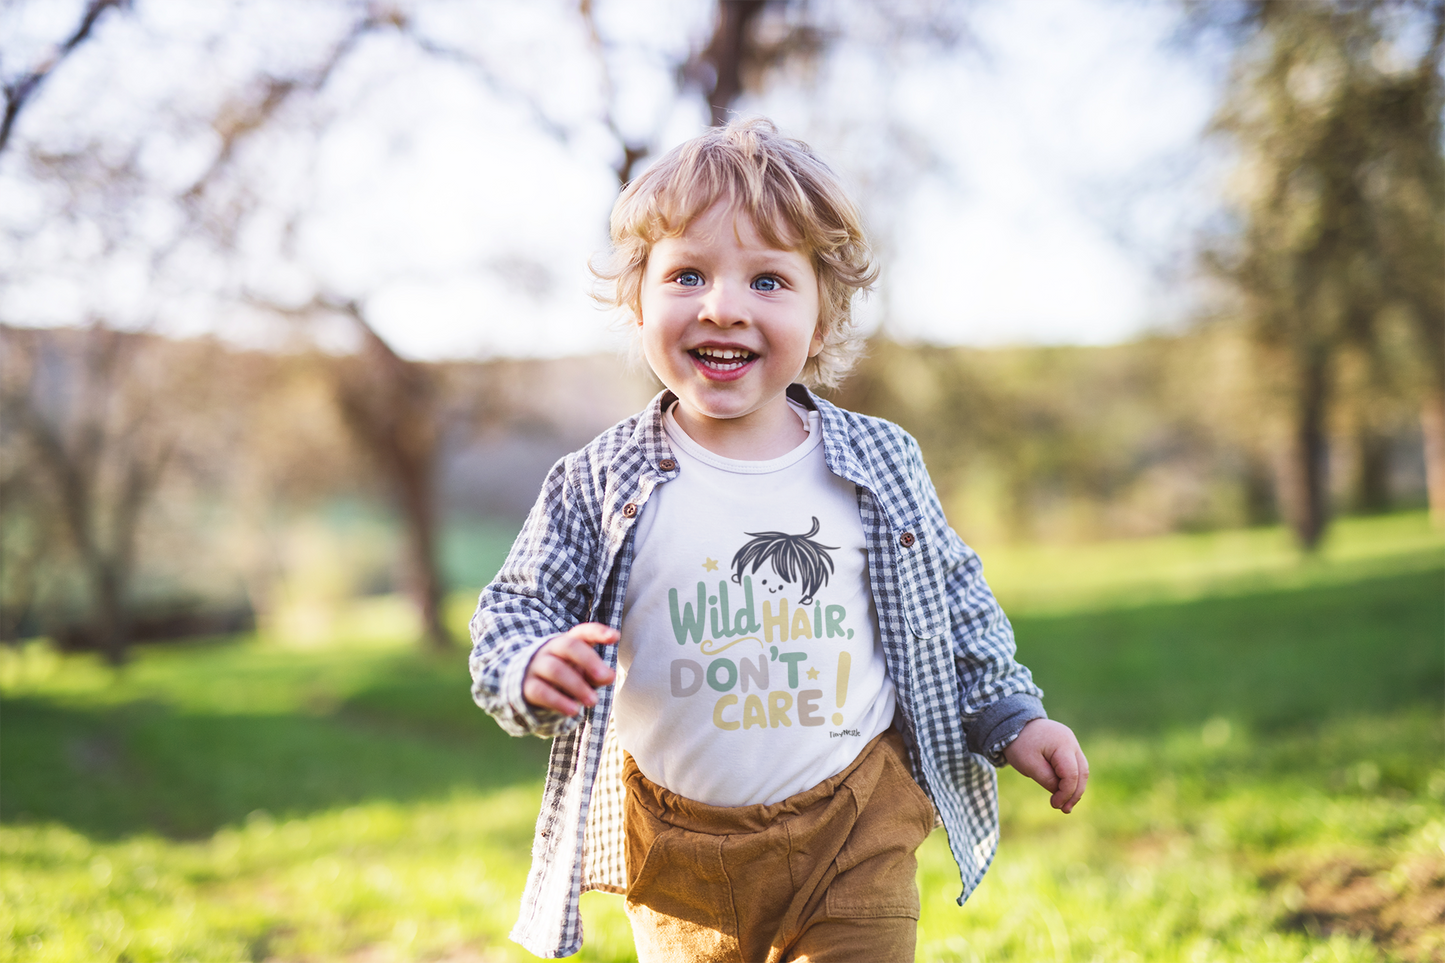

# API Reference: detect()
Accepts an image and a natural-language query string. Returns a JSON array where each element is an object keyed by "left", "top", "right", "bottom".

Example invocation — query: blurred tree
[
  {"left": 1410, "top": 404, "right": 1445, "bottom": 520},
  {"left": 1366, "top": 4, "right": 1445, "bottom": 523},
  {"left": 0, "top": 0, "right": 128, "bottom": 153},
  {"left": 586, "top": 0, "right": 969, "bottom": 183},
  {"left": 687, "top": 0, "right": 770, "bottom": 127},
  {"left": 0, "top": 356, "right": 61, "bottom": 642},
  {"left": 0, "top": 325, "right": 175, "bottom": 663},
  {"left": 837, "top": 334, "right": 1281, "bottom": 545},
  {"left": 1201, "top": 0, "right": 1445, "bottom": 546},
  {"left": 0, "top": 323, "right": 381, "bottom": 651},
  {"left": 3, "top": 0, "right": 231, "bottom": 653},
  {"left": 49, "top": 4, "right": 513, "bottom": 650},
  {"left": 290, "top": 297, "right": 459, "bottom": 652}
]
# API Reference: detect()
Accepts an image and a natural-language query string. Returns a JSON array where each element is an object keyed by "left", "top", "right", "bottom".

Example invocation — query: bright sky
[
  {"left": 0, "top": 0, "right": 1225, "bottom": 360},
  {"left": 885, "top": 0, "right": 1223, "bottom": 346}
]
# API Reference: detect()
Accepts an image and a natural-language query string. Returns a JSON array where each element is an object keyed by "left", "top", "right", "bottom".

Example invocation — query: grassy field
[{"left": 2, "top": 512, "right": 1441, "bottom": 962}]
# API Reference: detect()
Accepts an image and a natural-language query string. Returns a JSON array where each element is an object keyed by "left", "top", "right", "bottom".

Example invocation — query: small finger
[
  {"left": 561, "top": 625, "right": 619, "bottom": 680},
  {"left": 1020, "top": 751, "right": 1060, "bottom": 794},
  {"left": 1059, "top": 749, "right": 1089, "bottom": 813},
  {"left": 1070, "top": 749, "right": 1090, "bottom": 809},
  {"left": 522, "top": 676, "right": 581, "bottom": 716},
  {"left": 570, "top": 622, "right": 620, "bottom": 646},
  {"left": 532, "top": 653, "right": 599, "bottom": 708},
  {"left": 1051, "top": 750, "right": 1080, "bottom": 812},
  {"left": 558, "top": 635, "right": 616, "bottom": 687}
]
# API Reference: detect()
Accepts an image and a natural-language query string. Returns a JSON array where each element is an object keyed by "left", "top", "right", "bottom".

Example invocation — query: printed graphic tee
[{"left": 614, "top": 402, "right": 897, "bottom": 806}]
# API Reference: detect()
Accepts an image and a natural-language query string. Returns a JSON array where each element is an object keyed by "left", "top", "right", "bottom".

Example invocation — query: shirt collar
[
  {"left": 795, "top": 384, "right": 874, "bottom": 494},
  {"left": 628, "top": 384, "right": 872, "bottom": 493}
]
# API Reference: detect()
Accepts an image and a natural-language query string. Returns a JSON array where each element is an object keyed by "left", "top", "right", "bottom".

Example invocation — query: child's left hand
[{"left": 1002, "top": 718, "right": 1089, "bottom": 814}]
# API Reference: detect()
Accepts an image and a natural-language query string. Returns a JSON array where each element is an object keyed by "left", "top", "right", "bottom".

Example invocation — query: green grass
[
  {"left": 978, "top": 510, "right": 1444, "bottom": 615},
  {"left": 2, "top": 512, "right": 1442, "bottom": 962},
  {"left": 915, "top": 710, "right": 1445, "bottom": 963},
  {"left": 1, "top": 643, "right": 551, "bottom": 962},
  {"left": 1016, "top": 567, "right": 1443, "bottom": 735}
]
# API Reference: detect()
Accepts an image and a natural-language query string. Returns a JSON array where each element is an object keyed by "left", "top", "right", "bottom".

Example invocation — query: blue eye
[
  {"left": 676, "top": 271, "right": 703, "bottom": 287},
  {"left": 753, "top": 275, "right": 781, "bottom": 292}
]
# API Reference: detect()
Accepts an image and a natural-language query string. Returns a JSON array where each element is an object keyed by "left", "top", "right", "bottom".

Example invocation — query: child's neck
[{"left": 670, "top": 399, "right": 809, "bottom": 461}]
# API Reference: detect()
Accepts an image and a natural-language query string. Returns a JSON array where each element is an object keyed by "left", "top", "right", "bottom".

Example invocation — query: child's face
[{"left": 638, "top": 201, "right": 822, "bottom": 447}]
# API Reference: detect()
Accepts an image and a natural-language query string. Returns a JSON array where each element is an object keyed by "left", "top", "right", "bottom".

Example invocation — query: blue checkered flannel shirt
[{"left": 469, "top": 385, "right": 1046, "bottom": 958}]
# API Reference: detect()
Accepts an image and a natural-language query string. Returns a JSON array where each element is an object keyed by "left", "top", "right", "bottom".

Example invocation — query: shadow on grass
[
  {"left": 1015, "top": 566, "right": 1445, "bottom": 736},
  {"left": 1, "top": 681, "right": 551, "bottom": 841}
]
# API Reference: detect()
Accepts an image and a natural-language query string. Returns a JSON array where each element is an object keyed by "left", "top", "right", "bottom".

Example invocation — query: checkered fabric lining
[{"left": 581, "top": 721, "right": 627, "bottom": 894}]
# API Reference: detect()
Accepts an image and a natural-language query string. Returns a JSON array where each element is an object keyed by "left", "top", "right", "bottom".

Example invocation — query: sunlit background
[{"left": 2, "top": 1, "right": 1442, "bottom": 961}]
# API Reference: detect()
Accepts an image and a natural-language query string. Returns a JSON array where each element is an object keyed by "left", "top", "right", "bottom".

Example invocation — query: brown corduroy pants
[{"left": 622, "top": 729, "right": 935, "bottom": 963}]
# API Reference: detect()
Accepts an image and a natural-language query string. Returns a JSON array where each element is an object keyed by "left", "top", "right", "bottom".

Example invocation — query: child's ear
[{"left": 808, "top": 323, "right": 825, "bottom": 357}]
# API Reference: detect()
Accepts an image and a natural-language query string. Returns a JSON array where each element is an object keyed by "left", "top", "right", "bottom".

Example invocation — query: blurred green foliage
[
  {"left": 1199, "top": 0, "right": 1445, "bottom": 550},
  {"left": 834, "top": 334, "right": 1431, "bottom": 548}
]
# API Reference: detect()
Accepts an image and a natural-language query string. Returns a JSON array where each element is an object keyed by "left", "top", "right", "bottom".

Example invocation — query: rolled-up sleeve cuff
[
  {"left": 503, "top": 634, "right": 580, "bottom": 738},
  {"left": 972, "top": 694, "right": 1047, "bottom": 766}
]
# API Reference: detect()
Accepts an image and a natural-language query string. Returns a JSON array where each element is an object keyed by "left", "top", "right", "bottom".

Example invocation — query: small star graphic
[
  {"left": 806, "top": 666, "right": 820, "bottom": 680},
  {"left": 703, "top": 558, "right": 718, "bottom": 572}
]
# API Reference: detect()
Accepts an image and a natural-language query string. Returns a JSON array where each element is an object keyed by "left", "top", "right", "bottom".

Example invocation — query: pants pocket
[
  {"left": 624, "top": 820, "right": 739, "bottom": 963},
  {"left": 625, "top": 805, "right": 729, "bottom": 927},
  {"left": 824, "top": 751, "right": 932, "bottom": 920}
]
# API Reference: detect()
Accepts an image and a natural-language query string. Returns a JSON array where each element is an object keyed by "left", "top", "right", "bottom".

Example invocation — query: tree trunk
[
  {"left": 701, "top": 0, "right": 767, "bottom": 126},
  {"left": 1421, "top": 388, "right": 1445, "bottom": 528},
  {"left": 90, "top": 559, "right": 129, "bottom": 667},
  {"left": 1351, "top": 426, "right": 1392, "bottom": 514},
  {"left": 396, "top": 453, "right": 450, "bottom": 652},
  {"left": 331, "top": 302, "right": 453, "bottom": 651},
  {"left": 1278, "top": 353, "right": 1330, "bottom": 551},
  {"left": 1242, "top": 454, "right": 1278, "bottom": 526}
]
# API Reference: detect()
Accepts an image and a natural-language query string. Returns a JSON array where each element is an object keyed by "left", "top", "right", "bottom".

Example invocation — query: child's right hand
[{"left": 522, "top": 623, "right": 619, "bottom": 716}]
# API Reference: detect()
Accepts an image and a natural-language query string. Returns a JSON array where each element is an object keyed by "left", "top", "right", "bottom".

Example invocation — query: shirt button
[
  {"left": 659, "top": 458, "right": 676, "bottom": 472},
  {"left": 899, "top": 531, "right": 916, "bottom": 548},
  {"left": 623, "top": 503, "right": 638, "bottom": 518}
]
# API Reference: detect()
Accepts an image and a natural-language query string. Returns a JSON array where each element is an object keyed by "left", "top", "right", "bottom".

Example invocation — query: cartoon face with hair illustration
[{"left": 730, "top": 516, "right": 838, "bottom": 605}]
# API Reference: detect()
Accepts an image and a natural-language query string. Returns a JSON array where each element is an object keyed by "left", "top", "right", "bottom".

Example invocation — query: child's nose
[{"left": 698, "top": 279, "right": 749, "bottom": 326}]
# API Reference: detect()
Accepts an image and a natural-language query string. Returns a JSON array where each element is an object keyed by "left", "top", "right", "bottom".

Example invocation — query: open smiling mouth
[{"left": 690, "top": 347, "right": 757, "bottom": 371}]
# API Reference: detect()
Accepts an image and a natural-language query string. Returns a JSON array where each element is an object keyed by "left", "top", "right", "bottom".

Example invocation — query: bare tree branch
[
  {"left": 403, "top": 32, "right": 574, "bottom": 147},
  {"left": 579, "top": 0, "right": 670, "bottom": 185},
  {"left": 181, "top": 8, "right": 399, "bottom": 203},
  {"left": 0, "top": 0, "right": 129, "bottom": 154}
]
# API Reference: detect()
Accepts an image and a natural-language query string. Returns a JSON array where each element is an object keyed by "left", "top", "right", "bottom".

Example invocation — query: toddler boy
[{"left": 470, "top": 118, "right": 1087, "bottom": 962}]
